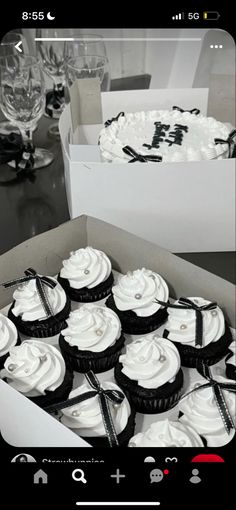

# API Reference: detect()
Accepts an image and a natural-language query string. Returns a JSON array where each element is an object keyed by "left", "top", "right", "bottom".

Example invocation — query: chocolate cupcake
[
  {"left": 58, "top": 247, "right": 114, "bottom": 302},
  {"left": 106, "top": 268, "right": 169, "bottom": 334},
  {"left": 115, "top": 334, "right": 183, "bottom": 414},
  {"left": 179, "top": 375, "right": 236, "bottom": 447},
  {"left": 225, "top": 341, "right": 236, "bottom": 381},
  {"left": 8, "top": 275, "right": 70, "bottom": 338},
  {"left": 1, "top": 340, "right": 73, "bottom": 409},
  {"left": 59, "top": 304, "right": 125, "bottom": 373},
  {"left": 60, "top": 380, "right": 135, "bottom": 447},
  {"left": 128, "top": 419, "right": 204, "bottom": 447},
  {"left": 0, "top": 313, "right": 20, "bottom": 369},
  {"left": 163, "top": 297, "right": 233, "bottom": 368}
]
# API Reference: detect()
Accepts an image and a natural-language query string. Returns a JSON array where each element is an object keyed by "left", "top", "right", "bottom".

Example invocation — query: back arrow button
[{"left": 15, "top": 41, "right": 22, "bottom": 53}]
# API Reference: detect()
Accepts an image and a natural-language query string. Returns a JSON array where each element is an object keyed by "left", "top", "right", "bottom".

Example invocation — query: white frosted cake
[{"left": 99, "top": 107, "right": 235, "bottom": 163}]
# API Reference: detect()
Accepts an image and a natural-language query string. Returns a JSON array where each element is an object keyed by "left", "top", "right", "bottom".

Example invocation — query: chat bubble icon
[{"left": 150, "top": 468, "right": 164, "bottom": 483}]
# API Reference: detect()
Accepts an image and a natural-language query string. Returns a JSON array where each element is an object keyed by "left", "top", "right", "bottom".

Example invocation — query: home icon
[{"left": 34, "top": 469, "right": 48, "bottom": 484}]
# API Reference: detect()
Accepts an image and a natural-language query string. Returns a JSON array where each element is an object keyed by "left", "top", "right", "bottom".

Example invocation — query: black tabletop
[{"left": 0, "top": 114, "right": 235, "bottom": 285}]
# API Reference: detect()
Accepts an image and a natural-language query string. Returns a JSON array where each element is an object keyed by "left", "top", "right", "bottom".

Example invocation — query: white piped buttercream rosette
[{"left": 112, "top": 268, "right": 169, "bottom": 317}]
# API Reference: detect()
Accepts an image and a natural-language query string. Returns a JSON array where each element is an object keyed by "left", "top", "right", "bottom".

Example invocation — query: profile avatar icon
[
  {"left": 11, "top": 453, "right": 37, "bottom": 463},
  {"left": 189, "top": 469, "right": 201, "bottom": 484}
]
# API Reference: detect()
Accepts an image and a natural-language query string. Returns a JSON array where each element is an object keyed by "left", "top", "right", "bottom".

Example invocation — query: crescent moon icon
[{"left": 47, "top": 12, "right": 55, "bottom": 20}]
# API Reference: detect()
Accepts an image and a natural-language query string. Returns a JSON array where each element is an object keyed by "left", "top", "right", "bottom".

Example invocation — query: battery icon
[{"left": 203, "top": 11, "right": 220, "bottom": 20}]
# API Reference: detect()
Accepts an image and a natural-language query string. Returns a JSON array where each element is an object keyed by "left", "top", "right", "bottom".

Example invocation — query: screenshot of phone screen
[{"left": 0, "top": 6, "right": 235, "bottom": 509}]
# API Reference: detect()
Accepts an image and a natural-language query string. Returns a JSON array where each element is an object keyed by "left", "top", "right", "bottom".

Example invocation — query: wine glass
[
  {"left": 36, "top": 29, "right": 67, "bottom": 136},
  {"left": 0, "top": 32, "right": 31, "bottom": 135},
  {"left": 65, "top": 34, "right": 110, "bottom": 91},
  {"left": 0, "top": 55, "right": 54, "bottom": 169},
  {"left": 66, "top": 55, "right": 109, "bottom": 91}
]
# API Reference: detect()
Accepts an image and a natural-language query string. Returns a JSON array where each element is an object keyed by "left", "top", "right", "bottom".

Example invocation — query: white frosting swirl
[
  {"left": 226, "top": 341, "right": 236, "bottom": 367},
  {"left": 0, "top": 314, "right": 18, "bottom": 358},
  {"left": 112, "top": 268, "right": 169, "bottom": 317},
  {"left": 119, "top": 335, "right": 180, "bottom": 389},
  {"left": 179, "top": 375, "right": 236, "bottom": 446},
  {"left": 129, "top": 419, "right": 204, "bottom": 447},
  {"left": 61, "top": 380, "right": 130, "bottom": 437},
  {"left": 3, "top": 340, "right": 66, "bottom": 397},
  {"left": 60, "top": 247, "right": 112, "bottom": 289},
  {"left": 165, "top": 297, "right": 225, "bottom": 347},
  {"left": 12, "top": 277, "right": 66, "bottom": 321},
  {"left": 61, "top": 304, "right": 121, "bottom": 352}
]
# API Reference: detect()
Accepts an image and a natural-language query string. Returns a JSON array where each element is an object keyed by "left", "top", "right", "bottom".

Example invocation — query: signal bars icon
[{"left": 172, "top": 13, "right": 184, "bottom": 20}]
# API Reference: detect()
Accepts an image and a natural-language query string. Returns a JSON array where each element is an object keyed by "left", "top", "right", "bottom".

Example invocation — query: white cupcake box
[
  {"left": 0, "top": 215, "right": 235, "bottom": 447},
  {"left": 59, "top": 87, "right": 235, "bottom": 252}
]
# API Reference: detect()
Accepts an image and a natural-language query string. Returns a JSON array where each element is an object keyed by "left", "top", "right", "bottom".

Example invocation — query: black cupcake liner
[
  {"left": 8, "top": 296, "right": 71, "bottom": 338},
  {"left": 80, "top": 408, "right": 136, "bottom": 447},
  {"left": 0, "top": 333, "right": 21, "bottom": 369},
  {"left": 114, "top": 362, "right": 184, "bottom": 414},
  {"left": 226, "top": 363, "right": 236, "bottom": 381},
  {"left": 163, "top": 323, "right": 233, "bottom": 368},
  {"left": 57, "top": 272, "right": 114, "bottom": 303},
  {"left": 105, "top": 295, "right": 168, "bottom": 335},
  {"left": 59, "top": 333, "right": 126, "bottom": 373}
]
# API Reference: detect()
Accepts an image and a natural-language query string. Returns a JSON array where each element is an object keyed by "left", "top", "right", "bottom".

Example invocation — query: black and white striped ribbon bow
[
  {"left": 155, "top": 297, "right": 217, "bottom": 347},
  {"left": 1, "top": 268, "right": 56, "bottom": 318},
  {"left": 44, "top": 371, "right": 125, "bottom": 447}
]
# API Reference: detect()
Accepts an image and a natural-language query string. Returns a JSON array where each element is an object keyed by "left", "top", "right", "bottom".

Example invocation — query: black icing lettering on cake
[
  {"left": 165, "top": 124, "right": 189, "bottom": 147},
  {"left": 143, "top": 122, "right": 170, "bottom": 150}
]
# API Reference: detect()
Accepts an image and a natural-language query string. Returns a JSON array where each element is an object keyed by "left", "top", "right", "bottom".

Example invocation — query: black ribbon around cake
[
  {"left": 1, "top": 268, "right": 56, "bottom": 318},
  {"left": 214, "top": 129, "right": 236, "bottom": 158},
  {"left": 44, "top": 371, "right": 125, "bottom": 447},
  {"left": 105, "top": 111, "right": 125, "bottom": 128},
  {"left": 122, "top": 145, "right": 162, "bottom": 163},
  {"left": 172, "top": 106, "right": 200, "bottom": 115},
  {"left": 180, "top": 362, "right": 236, "bottom": 435},
  {"left": 155, "top": 297, "right": 217, "bottom": 347}
]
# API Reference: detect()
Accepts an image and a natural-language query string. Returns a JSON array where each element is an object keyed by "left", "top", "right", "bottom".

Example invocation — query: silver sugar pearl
[
  {"left": 8, "top": 364, "right": 17, "bottom": 372},
  {"left": 96, "top": 329, "right": 103, "bottom": 336},
  {"left": 196, "top": 345, "right": 201, "bottom": 349},
  {"left": 135, "top": 293, "right": 142, "bottom": 300},
  {"left": 153, "top": 334, "right": 160, "bottom": 340},
  {"left": 211, "top": 310, "right": 217, "bottom": 317},
  {"left": 180, "top": 324, "right": 187, "bottom": 330},
  {"left": 159, "top": 355, "right": 166, "bottom": 362},
  {"left": 84, "top": 269, "right": 90, "bottom": 275},
  {"left": 25, "top": 369, "right": 30, "bottom": 374},
  {"left": 72, "top": 410, "right": 80, "bottom": 417}
]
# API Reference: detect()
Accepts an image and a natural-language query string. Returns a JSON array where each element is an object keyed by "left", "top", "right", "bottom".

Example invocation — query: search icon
[{"left": 72, "top": 469, "right": 87, "bottom": 484}]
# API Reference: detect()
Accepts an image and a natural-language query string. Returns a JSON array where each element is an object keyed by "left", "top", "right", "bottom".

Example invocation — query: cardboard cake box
[
  {"left": 59, "top": 87, "right": 235, "bottom": 253},
  {"left": 0, "top": 215, "right": 235, "bottom": 448}
]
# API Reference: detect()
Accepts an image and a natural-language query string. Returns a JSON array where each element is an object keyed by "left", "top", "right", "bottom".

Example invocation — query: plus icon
[{"left": 110, "top": 468, "right": 126, "bottom": 484}]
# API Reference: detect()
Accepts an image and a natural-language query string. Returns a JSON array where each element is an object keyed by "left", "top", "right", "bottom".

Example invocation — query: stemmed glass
[
  {"left": 0, "top": 55, "right": 54, "bottom": 169},
  {"left": 65, "top": 34, "right": 110, "bottom": 91},
  {"left": 36, "top": 29, "right": 67, "bottom": 136},
  {"left": 0, "top": 32, "right": 31, "bottom": 135},
  {"left": 66, "top": 55, "right": 109, "bottom": 91}
]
